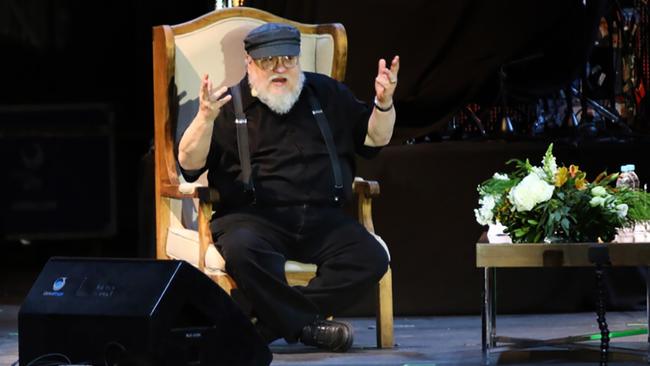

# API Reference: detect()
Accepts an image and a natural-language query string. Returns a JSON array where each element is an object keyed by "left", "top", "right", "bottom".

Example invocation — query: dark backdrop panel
[
  {"left": 246, "top": 0, "right": 604, "bottom": 128},
  {"left": 0, "top": 105, "right": 116, "bottom": 240},
  {"left": 352, "top": 141, "right": 649, "bottom": 315}
]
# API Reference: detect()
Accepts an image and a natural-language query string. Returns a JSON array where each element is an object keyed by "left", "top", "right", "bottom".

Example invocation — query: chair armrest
[
  {"left": 353, "top": 177, "right": 380, "bottom": 233},
  {"left": 160, "top": 183, "right": 221, "bottom": 203},
  {"left": 353, "top": 177, "right": 380, "bottom": 197},
  {"left": 160, "top": 183, "right": 195, "bottom": 199}
]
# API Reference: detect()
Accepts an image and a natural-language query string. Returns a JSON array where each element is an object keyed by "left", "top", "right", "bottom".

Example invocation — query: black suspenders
[
  {"left": 306, "top": 86, "right": 344, "bottom": 205},
  {"left": 230, "top": 84, "right": 255, "bottom": 203},
  {"left": 230, "top": 83, "right": 343, "bottom": 206}
]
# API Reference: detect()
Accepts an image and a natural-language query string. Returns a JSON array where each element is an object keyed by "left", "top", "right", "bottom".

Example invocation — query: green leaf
[
  {"left": 527, "top": 219, "right": 538, "bottom": 225},
  {"left": 598, "top": 172, "right": 618, "bottom": 186},
  {"left": 550, "top": 212, "right": 560, "bottom": 222},
  {"left": 514, "top": 227, "right": 529, "bottom": 237},
  {"left": 561, "top": 218, "right": 570, "bottom": 232}
]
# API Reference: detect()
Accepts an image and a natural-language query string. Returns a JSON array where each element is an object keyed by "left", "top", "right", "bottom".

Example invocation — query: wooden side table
[{"left": 476, "top": 239, "right": 650, "bottom": 364}]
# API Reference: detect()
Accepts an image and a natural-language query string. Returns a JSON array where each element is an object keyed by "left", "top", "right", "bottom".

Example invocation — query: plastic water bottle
[
  {"left": 615, "top": 164, "right": 640, "bottom": 190},
  {"left": 614, "top": 165, "right": 640, "bottom": 243}
]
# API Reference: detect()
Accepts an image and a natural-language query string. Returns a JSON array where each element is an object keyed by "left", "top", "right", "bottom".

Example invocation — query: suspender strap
[
  {"left": 230, "top": 85, "right": 255, "bottom": 197},
  {"left": 307, "top": 86, "right": 344, "bottom": 205},
  {"left": 231, "top": 83, "right": 343, "bottom": 206}
]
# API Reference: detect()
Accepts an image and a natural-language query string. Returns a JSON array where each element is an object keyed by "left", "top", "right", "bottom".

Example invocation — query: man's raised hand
[
  {"left": 374, "top": 55, "right": 400, "bottom": 108},
  {"left": 198, "top": 74, "right": 232, "bottom": 121}
]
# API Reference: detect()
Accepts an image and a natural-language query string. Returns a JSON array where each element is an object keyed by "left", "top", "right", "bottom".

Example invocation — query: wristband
[{"left": 374, "top": 97, "right": 393, "bottom": 112}]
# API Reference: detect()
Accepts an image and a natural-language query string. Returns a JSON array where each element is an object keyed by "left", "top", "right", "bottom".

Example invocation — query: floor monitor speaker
[{"left": 18, "top": 257, "right": 272, "bottom": 366}]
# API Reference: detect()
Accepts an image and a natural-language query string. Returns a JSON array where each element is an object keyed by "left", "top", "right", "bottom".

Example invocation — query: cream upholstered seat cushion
[
  {"left": 166, "top": 227, "right": 390, "bottom": 275},
  {"left": 166, "top": 227, "right": 226, "bottom": 274}
]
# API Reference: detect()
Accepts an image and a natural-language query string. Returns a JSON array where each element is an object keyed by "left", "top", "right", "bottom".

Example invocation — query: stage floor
[{"left": 1, "top": 304, "right": 648, "bottom": 365}]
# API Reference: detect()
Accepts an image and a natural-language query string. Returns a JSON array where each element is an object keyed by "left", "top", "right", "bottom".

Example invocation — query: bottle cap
[{"left": 621, "top": 164, "right": 636, "bottom": 173}]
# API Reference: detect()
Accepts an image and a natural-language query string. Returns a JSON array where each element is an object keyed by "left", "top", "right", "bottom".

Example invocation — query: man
[{"left": 178, "top": 22, "right": 399, "bottom": 352}]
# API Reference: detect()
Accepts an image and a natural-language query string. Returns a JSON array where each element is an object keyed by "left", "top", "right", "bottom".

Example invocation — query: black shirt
[{"left": 179, "top": 72, "right": 380, "bottom": 209}]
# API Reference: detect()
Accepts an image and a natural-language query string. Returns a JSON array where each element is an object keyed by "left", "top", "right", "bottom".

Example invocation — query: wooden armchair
[{"left": 152, "top": 7, "right": 393, "bottom": 348}]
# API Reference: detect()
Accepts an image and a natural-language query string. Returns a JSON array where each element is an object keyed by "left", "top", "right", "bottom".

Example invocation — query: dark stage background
[
  {"left": 247, "top": 0, "right": 604, "bottom": 129},
  {"left": 1, "top": 1, "right": 649, "bottom": 315}
]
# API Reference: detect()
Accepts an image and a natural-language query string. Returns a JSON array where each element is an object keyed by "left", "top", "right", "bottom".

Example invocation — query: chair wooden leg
[
  {"left": 156, "top": 197, "right": 171, "bottom": 259},
  {"left": 376, "top": 266, "right": 394, "bottom": 348},
  {"left": 211, "top": 274, "right": 237, "bottom": 295}
]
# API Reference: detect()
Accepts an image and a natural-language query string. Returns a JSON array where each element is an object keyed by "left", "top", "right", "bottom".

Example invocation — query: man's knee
[
  {"left": 359, "top": 235, "right": 390, "bottom": 282},
  {"left": 218, "top": 228, "right": 265, "bottom": 266},
  {"left": 218, "top": 228, "right": 286, "bottom": 279},
  {"left": 369, "top": 242, "right": 390, "bottom": 280}
]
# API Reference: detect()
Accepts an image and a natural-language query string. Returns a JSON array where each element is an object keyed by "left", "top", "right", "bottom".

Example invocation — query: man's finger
[
  {"left": 375, "top": 75, "right": 390, "bottom": 89},
  {"left": 200, "top": 79, "right": 208, "bottom": 100},
  {"left": 380, "top": 68, "right": 392, "bottom": 80},
  {"left": 217, "top": 94, "right": 233, "bottom": 108},
  {"left": 377, "top": 58, "right": 387, "bottom": 76},
  {"left": 201, "top": 74, "right": 211, "bottom": 99},
  {"left": 390, "top": 56, "right": 399, "bottom": 77},
  {"left": 207, "top": 86, "right": 227, "bottom": 103},
  {"left": 379, "top": 69, "right": 396, "bottom": 85}
]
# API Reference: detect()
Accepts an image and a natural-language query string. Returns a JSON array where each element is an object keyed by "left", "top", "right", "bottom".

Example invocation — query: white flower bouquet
[{"left": 475, "top": 144, "right": 650, "bottom": 243}]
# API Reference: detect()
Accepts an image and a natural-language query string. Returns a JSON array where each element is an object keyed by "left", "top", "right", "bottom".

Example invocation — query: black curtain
[{"left": 246, "top": 0, "right": 606, "bottom": 132}]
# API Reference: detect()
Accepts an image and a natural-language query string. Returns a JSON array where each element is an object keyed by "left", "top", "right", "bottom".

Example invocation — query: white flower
[
  {"left": 493, "top": 173, "right": 509, "bottom": 180},
  {"left": 475, "top": 195, "right": 498, "bottom": 226},
  {"left": 542, "top": 143, "right": 558, "bottom": 180},
  {"left": 616, "top": 203, "right": 628, "bottom": 218},
  {"left": 591, "top": 186, "right": 607, "bottom": 197},
  {"left": 543, "top": 155, "right": 558, "bottom": 179},
  {"left": 590, "top": 196, "right": 606, "bottom": 207},
  {"left": 531, "top": 166, "right": 546, "bottom": 180},
  {"left": 508, "top": 173, "right": 555, "bottom": 212}
]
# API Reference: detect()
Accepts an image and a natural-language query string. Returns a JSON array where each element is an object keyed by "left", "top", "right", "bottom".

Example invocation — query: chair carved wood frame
[{"left": 153, "top": 7, "right": 393, "bottom": 348}]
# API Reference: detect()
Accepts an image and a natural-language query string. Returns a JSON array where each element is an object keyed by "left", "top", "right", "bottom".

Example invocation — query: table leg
[
  {"left": 646, "top": 266, "right": 649, "bottom": 364},
  {"left": 482, "top": 267, "right": 496, "bottom": 364},
  {"left": 482, "top": 268, "right": 487, "bottom": 364},
  {"left": 489, "top": 267, "right": 497, "bottom": 347}
]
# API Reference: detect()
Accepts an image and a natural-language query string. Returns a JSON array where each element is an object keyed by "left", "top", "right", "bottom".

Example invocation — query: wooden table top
[{"left": 476, "top": 241, "right": 650, "bottom": 268}]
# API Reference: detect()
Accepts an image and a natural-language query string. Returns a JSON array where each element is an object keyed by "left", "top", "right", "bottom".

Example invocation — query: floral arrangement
[{"left": 475, "top": 144, "right": 650, "bottom": 243}]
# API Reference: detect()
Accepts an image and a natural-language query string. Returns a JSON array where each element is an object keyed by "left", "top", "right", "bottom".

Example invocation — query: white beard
[{"left": 249, "top": 72, "right": 305, "bottom": 115}]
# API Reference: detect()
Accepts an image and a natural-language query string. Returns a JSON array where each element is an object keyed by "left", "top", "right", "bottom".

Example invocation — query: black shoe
[{"left": 299, "top": 319, "right": 354, "bottom": 352}]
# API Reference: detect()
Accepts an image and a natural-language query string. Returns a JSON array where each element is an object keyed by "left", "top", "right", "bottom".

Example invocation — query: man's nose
[{"left": 273, "top": 62, "right": 287, "bottom": 73}]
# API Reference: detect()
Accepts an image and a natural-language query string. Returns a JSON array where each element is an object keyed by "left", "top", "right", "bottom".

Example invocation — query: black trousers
[{"left": 211, "top": 204, "right": 389, "bottom": 342}]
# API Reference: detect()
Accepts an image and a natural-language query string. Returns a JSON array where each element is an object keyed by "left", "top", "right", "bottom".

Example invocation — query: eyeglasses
[{"left": 253, "top": 55, "right": 298, "bottom": 71}]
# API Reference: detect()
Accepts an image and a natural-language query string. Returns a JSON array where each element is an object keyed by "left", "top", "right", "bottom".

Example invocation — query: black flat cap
[{"left": 244, "top": 23, "right": 301, "bottom": 59}]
